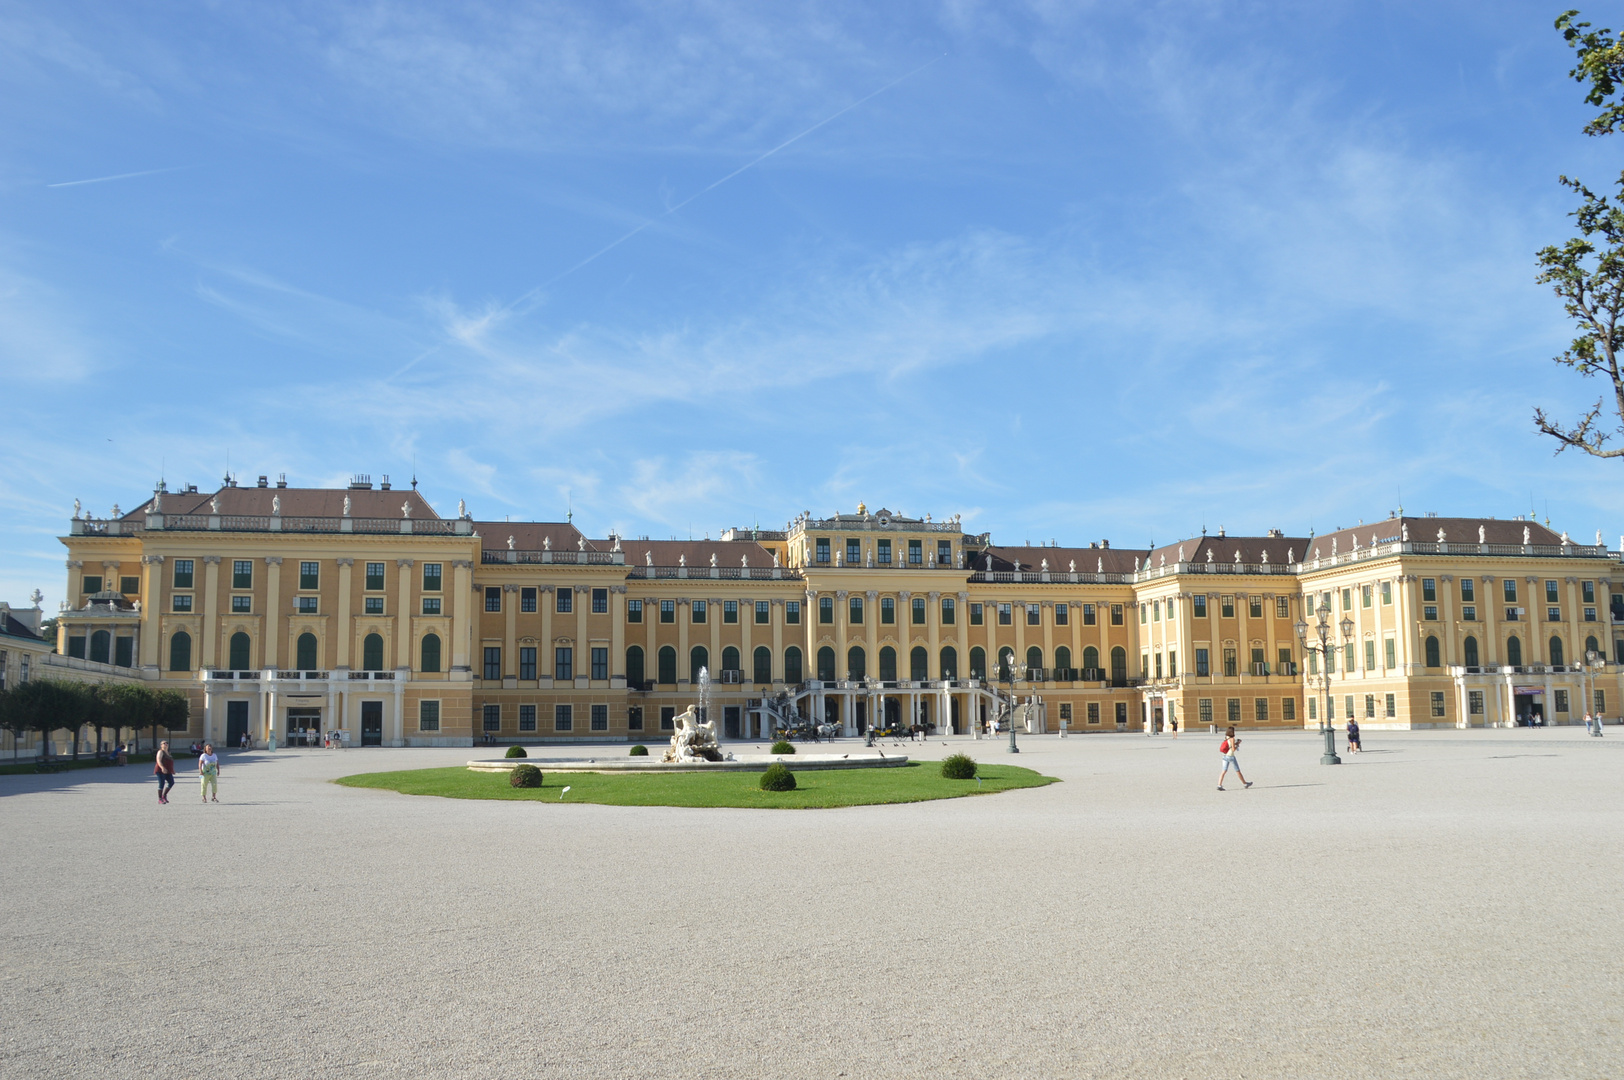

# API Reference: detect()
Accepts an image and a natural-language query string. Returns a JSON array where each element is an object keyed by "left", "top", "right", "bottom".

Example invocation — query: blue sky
[{"left": 3, "top": 1, "right": 1621, "bottom": 608}]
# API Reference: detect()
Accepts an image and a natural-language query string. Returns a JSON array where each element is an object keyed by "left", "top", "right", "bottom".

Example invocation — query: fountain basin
[{"left": 467, "top": 753, "right": 909, "bottom": 774}]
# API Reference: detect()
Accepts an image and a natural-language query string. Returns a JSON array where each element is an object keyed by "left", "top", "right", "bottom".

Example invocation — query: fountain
[{"left": 662, "top": 667, "right": 724, "bottom": 763}]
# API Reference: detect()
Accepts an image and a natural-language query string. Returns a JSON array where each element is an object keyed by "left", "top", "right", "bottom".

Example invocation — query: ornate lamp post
[
  {"left": 1000, "top": 651, "right": 1026, "bottom": 753},
  {"left": 1585, "top": 648, "right": 1601, "bottom": 734},
  {"left": 1294, "top": 603, "right": 1347, "bottom": 765}
]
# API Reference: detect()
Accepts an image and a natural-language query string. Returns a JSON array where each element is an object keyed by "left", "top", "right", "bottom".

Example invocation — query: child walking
[{"left": 1218, "top": 726, "right": 1252, "bottom": 790}]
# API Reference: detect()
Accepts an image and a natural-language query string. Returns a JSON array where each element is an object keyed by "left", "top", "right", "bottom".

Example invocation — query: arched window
[
  {"left": 999, "top": 647, "right": 1015, "bottom": 680},
  {"left": 940, "top": 646, "right": 958, "bottom": 680},
  {"left": 753, "top": 645, "right": 772, "bottom": 684},
  {"left": 690, "top": 645, "right": 708, "bottom": 682},
  {"left": 1585, "top": 635, "right": 1599, "bottom": 661},
  {"left": 363, "top": 633, "right": 385, "bottom": 671},
  {"left": 1110, "top": 646, "right": 1128, "bottom": 684},
  {"left": 296, "top": 633, "right": 319, "bottom": 671},
  {"left": 1549, "top": 636, "right": 1565, "bottom": 667},
  {"left": 721, "top": 645, "right": 740, "bottom": 675},
  {"left": 1463, "top": 636, "right": 1479, "bottom": 668},
  {"left": 1055, "top": 646, "right": 1072, "bottom": 674},
  {"left": 816, "top": 646, "right": 835, "bottom": 682},
  {"left": 90, "top": 629, "right": 110, "bottom": 664},
  {"left": 169, "top": 631, "right": 192, "bottom": 672},
  {"left": 1082, "top": 646, "right": 1099, "bottom": 675},
  {"left": 784, "top": 646, "right": 803, "bottom": 684},
  {"left": 1507, "top": 636, "right": 1523, "bottom": 667},
  {"left": 658, "top": 646, "right": 677, "bottom": 684},
  {"left": 879, "top": 646, "right": 897, "bottom": 681},
  {"left": 910, "top": 646, "right": 928, "bottom": 681},
  {"left": 626, "top": 645, "right": 645, "bottom": 687},
  {"left": 1026, "top": 645, "right": 1043, "bottom": 674},
  {"left": 420, "top": 633, "right": 441, "bottom": 672},
  {"left": 847, "top": 645, "right": 866, "bottom": 681},
  {"left": 969, "top": 646, "right": 986, "bottom": 679},
  {"left": 1424, "top": 636, "right": 1440, "bottom": 668},
  {"left": 229, "top": 632, "right": 251, "bottom": 671}
]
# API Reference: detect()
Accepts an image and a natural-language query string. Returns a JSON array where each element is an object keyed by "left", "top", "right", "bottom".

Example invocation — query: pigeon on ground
[{"left": 842, "top": 754, "right": 848, "bottom": 759}]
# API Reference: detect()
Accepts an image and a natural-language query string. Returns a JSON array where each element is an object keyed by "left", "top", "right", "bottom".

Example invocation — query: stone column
[
  {"left": 393, "top": 560, "right": 413, "bottom": 669},
  {"left": 739, "top": 594, "right": 753, "bottom": 687},
  {"left": 335, "top": 558, "right": 354, "bottom": 669},
  {"left": 504, "top": 583, "right": 519, "bottom": 676},
  {"left": 611, "top": 586, "right": 626, "bottom": 683},
  {"left": 644, "top": 595, "right": 657, "bottom": 687},
  {"left": 542, "top": 587, "right": 555, "bottom": 677},
  {"left": 450, "top": 560, "right": 473, "bottom": 675},
  {"left": 927, "top": 591, "right": 941, "bottom": 683},
  {"left": 264, "top": 557, "right": 283, "bottom": 668},
  {"left": 202, "top": 556, "right": 221, "bottom": 669},
  {"left": 677, "top": 596, "right": 690, "bottom": 687},
  {"left": 139, "top": 556, "right": 165, "bottom": 671}
]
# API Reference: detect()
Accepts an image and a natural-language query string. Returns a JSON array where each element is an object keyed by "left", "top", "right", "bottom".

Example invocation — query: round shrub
[
  {"left": 940, "top": 754, "right": 977, "bottom": 780},
  {"left": 628, "top": 744, "right": 649, "bottom": 756},
  {"left": 770, "top": 740, "right": 796, "bottom": 755},
  {"left": 505, "top": 744, "right": 527, "bottom": 759},
  {"left": 759, "top": 762, "right": 797, "bottom": 791},
  {"left": 509, "top": 763, "right": 542, "bottom": 788}
]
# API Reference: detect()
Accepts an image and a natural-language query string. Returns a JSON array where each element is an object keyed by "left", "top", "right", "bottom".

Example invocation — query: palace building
[{"left": 49, "top": 477, "right": 1624, "bottom": 747}]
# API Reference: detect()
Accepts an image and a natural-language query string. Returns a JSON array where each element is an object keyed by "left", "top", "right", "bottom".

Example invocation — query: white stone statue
[
  {"left": 271, "top": 495, "right": 280, "bottom": 515},
  {"left": 1234, "top": 548, "right": 1242, "bottom": 564},
  {"left": 73, "top": 498, "right": 81, "bottom": 519},
  {"left": 741, "top": 554, "right": 748, "bottom": 567},
  {"left": 29, "top": 589, "right": 43, "bottom": 608},
  {"left": 1402, "top": 523, "right": 1409, "bottom": 541},
  {"left": 401, "top": 500, "right": 411, "bottom": 519},
  {"left": 507, "top": 535, "right": 515, "bottom": 550},
  {"left": 1012, "top": 560, "right": 1021, "bottom": 572},
  {"left": 645, "top": 551, "right": 653, "bottom": 567},
  {"left": 866, "top": 548, "right": 874, "bottom": 568},
  {"left": 1177, "top": 545, "right": 1184, "bottom": 562},
  {"left": 1479, "top": 525, "right": 1486, "bottom": 544},
  {"left": 1437, "top": 527, "right": 1445, "bottom": 543},
  {"left": 612, "top": 535, "right": 622, "bottom": 552},
  {"left": 1206, "top": 549, "right": 1213, "bottom": 564},
  {"left": 661, "top": 705, "right": 720, "bottom": 763},
  {"left": 1069, "top": 559, "right": 1076, "bottom": 573},
  {"left": 1043, "top": 558, "right": 1050, "bottom": 571},
  {"left": 342, "top": 495, "right": 350, "bottom": 516},
  {"left": 458, "top": 499, "right": 467, "bottom": 518},
  {"left": 152, "top": 491, "right": 162, "bottom": 512},
  {"left": 1351, "top": 534, "right": 1359, "bottom": 550},
  {"left": 212, "top": 494, "right": 221, "bottom": 513},
  {"left": 679, "top": 554, "right": 686, "bottom": 567},
  {"left": 1331, "top": 538, "right": 1337, "bottom": 555},
  {"left": 1561, "top": 530, "right": 1570, "bottom": 545},
  {"left": 1287, "top": 548, "right": 1295, "bottom": 563},
  {"left": 772, "top": 550, "right": 780, "bottom": 567},
  {"left": 1158, "top": 554, "right": 1165, "bottom": 567},
  {"left": 578, "top": 537, "right": 585, "bottom": 551},
  {"left": 1261, "top": 550, "right": 1269, "bottom": 564},
  {"left": 1133, "top": 557, "right": 1140, "bottom": 571},
  {"left": 710, "top": 552, "right": 717, "bottom": 567},
  {"left": 111, "top": 503, "right": 120, "bottom": 518},
  {"left": 1098, "top": 557, "right": 1104, "bottom": 573},
  {"left": 1523, "top": 525, "right": 1531, "bottom": 545},
  {"left": 543, "top": 536, "right": 551, "bottom": 550}
]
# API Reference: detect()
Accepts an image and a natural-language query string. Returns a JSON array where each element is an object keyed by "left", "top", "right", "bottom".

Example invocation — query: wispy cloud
[{"left": 47, "top": 165, "right": 191, "bottom": 188}]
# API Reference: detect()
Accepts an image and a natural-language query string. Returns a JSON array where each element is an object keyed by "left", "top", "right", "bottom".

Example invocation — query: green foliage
[
  {"left": 770, "top": 740, "right": 795, "bottom": 754},
  {"left": 628, "top": 744, "right": 649, "bottom": 756},
  {"left": 940, "top": 753, "right": 977, "bottom": 780},
  {"left": 505, "top": 744, "right": 527, "bottom": 758},
  {"left": 509, "top": 763, "right": 542, "bottom": 788},
  {"left": 1559, "top": 10, "right": 1624, "bottom": 137},
  {"left": 759, "top": 762, "right": 797, "bottom": 791}
]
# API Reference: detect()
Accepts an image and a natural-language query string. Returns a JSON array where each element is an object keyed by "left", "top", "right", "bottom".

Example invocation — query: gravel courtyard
[{"left": 2, "top": 727, "right": 1619, "bottom": 1079}]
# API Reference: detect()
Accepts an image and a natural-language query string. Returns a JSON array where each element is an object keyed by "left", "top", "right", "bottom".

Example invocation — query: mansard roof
[
  {"left": 1147, "top": 534, "right": 1309, "bottom": 569},
  {"left": 472, "top": 522, "right": 590, "bottom": 552},
  {"left": 128, "top": 486, "right": 440, "bottom": 522},
  {"left": 980, "top": 544, "right": 1146, "bottom": 575},
  {"left": 628, "top": 539, "right": 777, "bottom": 569},
  {"left": 1307, "top": 516, "right": 1563, "bottom": 560}
]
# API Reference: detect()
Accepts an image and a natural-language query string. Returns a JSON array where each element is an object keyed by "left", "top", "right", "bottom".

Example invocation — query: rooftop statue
[
  {"left": 458, "top": 499, "right": 467, "bottom": 518},
  {"left": 152, "top": 491, "right": 162, "bottom": 513},
  {"left": 710, "top": 552, "right": 717, "bottom": 567},
  {"left": 1479, "top": 525, "right": 1487, "bottom": 544},
  {"left": 1069, "top": 559, "right": 1076, "bottom": 573},
  {"left": 679, "top": 554, "right": 686, "bottom": 567},
  {"left": 741, "top": 554, "right": 748, "bottom": 567},
  {"left": 1042, "top": 558, "right": 1050, "bottom": 571},
  {"left": 1401, "top": 523, "right": 1409, "bottom": 541},
  {"left": 772, "top": 550, "right": 779, "bottom": 567},
  {"left": 1523, "top": 526, "right": 1531, "bottom": 545},
  {"left": 507, "top": 535, "right": 515, "bottom": 550},
  {"left": 342, "top": 495, "right": 350, "bottom": 516},
  {"left": 1206, "top": 548, "right": 1213, "bottom": 563},
  {"left": 1437, "top": 528, "right": 1446, "bottom": 543},
  {"left": 543, "top": 536, "right": 551, "bottom": 550},
  {"left": 578, "top": 537, "right": 585, "bottom": 551},
  {"left": 645, "top": 551, "right": 653, "bottom": 566},
  {"left": 1261, "top": 550, "right": 1269, "bottom": 563},
  {"left": 271, "top": 495, "right": 280, "bottom": 515},
  {"left": 401, "top": 500, "right": 411, "bottom": 519},
  {"left": 73, "top": 498, "right": 81, "bottom": 519},
  {"left": 1287, "top": 547, "right": 1295, "bottom": 563},
  {"left": 1234, "top": 548, "right": 1242, "bottom": 563}
]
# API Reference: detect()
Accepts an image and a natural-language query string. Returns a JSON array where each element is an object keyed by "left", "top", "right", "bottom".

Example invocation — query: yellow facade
[{"left": 52, "top": 486, "right": 1624, "bottom": 746}]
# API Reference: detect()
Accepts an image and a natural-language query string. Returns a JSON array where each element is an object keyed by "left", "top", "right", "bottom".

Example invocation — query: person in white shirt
[{"left": 198, "top": 744, "right": 220, "bottom": 803}]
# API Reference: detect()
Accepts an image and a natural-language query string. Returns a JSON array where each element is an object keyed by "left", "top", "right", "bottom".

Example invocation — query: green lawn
[{"left": 333, "top": 761, "right": 1058, "bottom": 809}]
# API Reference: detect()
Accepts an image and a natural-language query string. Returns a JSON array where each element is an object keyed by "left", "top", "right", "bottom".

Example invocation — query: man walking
[
  {"left": 1217, "top": 726, "right": 1252, "bottom": 790},
  {"left": 198, "top": 743, "right": 220, "bottom": 803},
  {"left": 154, "top": 740, "right": 175, "bottom": 804}
]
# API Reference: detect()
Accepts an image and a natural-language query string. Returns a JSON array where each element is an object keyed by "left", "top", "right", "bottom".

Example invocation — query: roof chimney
[
  {"left": 257, "top": 475, "right": 268, "bottom": 488},
  {"left": 275, "top": 473, "right": 287, "bottom": 489},
  {"left": 379, "top": 475, "right": 392, "bottom": 491}
]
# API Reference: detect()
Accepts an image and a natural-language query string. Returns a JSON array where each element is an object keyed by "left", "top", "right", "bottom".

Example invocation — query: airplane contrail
[{"left": 48, "top": 166, "right": 191, "bottom": 188}]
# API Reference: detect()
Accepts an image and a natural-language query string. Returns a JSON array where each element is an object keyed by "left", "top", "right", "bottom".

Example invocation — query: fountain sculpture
[{"left": 662, "top": 667, "right": 724, "bottom": 762}]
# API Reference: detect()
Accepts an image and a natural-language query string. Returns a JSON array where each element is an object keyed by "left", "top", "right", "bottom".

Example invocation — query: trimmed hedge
[
  {"left": 770, "top": 740, "right": 796, "bottom": 755},
  {"left": 629, "top": 744, "right": 649, "bottom": 756},
  {"left": 759, "top": 763, "right": 796, "bottom": 791},
  {"left": 940, "top": 754, "right": 977, "bottom": 780},
  {"left": 509, "top": 764, "right": 542, "bottom": 788},
  {"left": 505, "top": 745, "right": 527, "bottom": 758}
]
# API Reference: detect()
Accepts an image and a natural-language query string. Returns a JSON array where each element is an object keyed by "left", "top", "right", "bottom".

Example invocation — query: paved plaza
[{"left": 2, "top": 727, "right": 1620, "bottom": 1079}]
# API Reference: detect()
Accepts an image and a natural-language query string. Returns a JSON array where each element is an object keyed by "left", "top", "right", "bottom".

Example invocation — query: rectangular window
[
  {"left": 1195, "top": 648, "right": 1210, "bottom": 676},
  {"left": 785, "top": 601, "right": 800, "bottom": 624},
  {"left": 1089, "top": 702, "right": 1102, "bottom": 724},
  {"left": 1461, "top": 578, "right": 1475, "bottom": 602},
  {"left": 1027, "top": 604, "right": 1040, "bottom": 626},
  {"left": 1282, "top": 698, "right": 1296, "bottom": 721},
  {"left": 1584, "top": 581, "right": 1596, "bottom": 603},
  {"left": 1343, "top": 642, "right": 1356, "bottom": 671},
  {"left": 171, "top": 594, "right": 193, "bottom": 612},
  {"left": 661, "top": 600, "right": 676, "bottom": 624},
  {"left": 120, "top": 575, "right": 140, "bottom": 595},
  {"left": 628, "top": 599, "right": 643, "bottom": 623},
  {"left": 1141, "top": 653, "right": 1150, "bottom": 678},
  {"left": 1308, "top": 651, "right": 1319, "bottom": 675},
  {"left": 881, "top": 597, "right": 895, "bottom": 624},
  {"left": 555, "top": 647, "right": 573, "bottom": 681},
  {"left": 1055, "top": 603, "right": 1068, "bottom": 626},
  {"left": 364, "top": 597, "right": 384, "bottom": 615},
  {"left": 485, "top": 587, "right": 502, "bottom": 612},
  {"left": 1276, "top": 597, "right": 1289, "bottom": 618},
  {"left": 297, "top": 596, "right": 318, "bottom": 614},
  {"left": 1503, "top": 579, "right": 1518, "bottom": 602},
  {"left": 846, "top": 539, "right": 861, "bottom": 564},
  {"left": 1221, "top": 598, "right": 1235, "bottom": 618},
  {"left": 1596, "top": 689, "right": 1606, "bottom": 714},
  {"left": 908, "top": 539, "right": 922, "bottom": 565},
  {"left": 520, "top": 647, "right": 537, "bottom": 680},
  {"left": 1223, "top": 648, "right": 1237, "bottom": 677},
  {"left": 998, "top": 603, "right": 1012, "bottom": 626},
  {"left": 1254, "top": 698, "right": 1268, "bottom": 723},
  {"left": 231, "top": 594, "right": 252, "bottom": 613},
  {"left": 1506, "top": 606, "right": 1521, "bottom": 622},
  {"left": 1361, "top": 585, "right": 1372, "bottom": 608},
  {"left": 1198, "top": 699, "right": 1212, "bottom": 725},
  {"left": 723, "top": 600, "right": 738, "bottom": 624},
  {"left": 970, "top": 603, "right": 983, "bottom": 626},
  {"left": 692, "top": 600, "right": 706, "bottom": 623},
  {"left": 878, "top": 539, "right": 892, "bottom": 565},
  {"left": 816, "top": 537, "right": 831, "bottom": 564},
  {"left": 521, "top": 587, "right": 537, "bottom": 613},
  {"left": 483, "top": 704, "right": 501, "bottom": 732},
  {"left": 557, "top": 589, "right": 573, "bottom": 614},
  {"left": 82, "top": 575, "right": 105, "bottom": 594},
  {"left": 1345, "top": 694, "right": 1354, "bottom": 719},
  {"left": 1468, "top": 691, "right": 1484, "bottom": 715},
  {"left": 939, "top": 540, "right": 952, "bottom": 565},
  {"left": 1364, "top": 640, "right": 1376, "bottom": 671},
  {"left": 819, "top": 597, "right": 834, "bottom": 624},
  {"left": 1083, "top": 602, "right": 1097, "bottom": 625},
  {"left": 1154, "top": 653, "right": 1162, "bottom": 678},
  {"left": 422, "top": 563, "right": 442, "bottom": 591},
  {"left": 1386, "top": 693, "right": 1396, "bottom": 718},
  {"left": 1421, "top": 579, "right": 1436, "bottom": 602},
  {"left": 941, "top": 598, "right": 956, "bottom": 625},
  {"left": 1381, "top": 581, "right": 1392, "bottom": 605},
  {"left": 627, "top": 706, "right": 643, "bottom": 731},
  {"left": 483, "top": 647, "right": 501, "bottom": 680},
  {"left": 1548, "top": 607, "right": 1562, "bottom": 623},
  {"left": 1227, "top": 699, "right": 1241, "bottom": 724},
  {"left": 1278, "top": 648, "right": 1293, "bottom": 674},
  {"left": 1585, "top": 606, "right": 1598, "bottom": 622},
  {"left": 519, "top": 704, "right": 537, "bottom": 732},
  {"left": 660, "top": 707, "right": 675, "bottom": 731},
  {"left": 591, "top": 647, "right": 608, "bottom": 680},
  {"left": 1546, "top": 580, "right": 1560, "bottom": 603},
  {"left": 1326, "top": 647, "right": 1336, "bottom": 674},
  {"left": 1555, "top": 689, "right": 1570, "bottom": 713},
  {"left": 232, "top": 560, "right": 254, "bottom": 589},
  {"left": 1059, "top": 703, "right": 1072, "bottom": 723},
  {"left": 1463, "top": 605, "right": 1477, "bottom": 621},
  {"left": 1111, "top": 604, "right": 1124, "bottom": 625},
  {"left": 1140, "top": 604, "right": 1148, "bottom": 625},
  {"left": 419, "top": 700, "right": 440, "bottom": 731},
  {"left": 1364, "top": 694, "right": 1375, "bottom": 719},
  {"left": 912, "top": 597, "right": 926, "bottom": 625},
  {"left": 1308, "top": 697, "right": 1317, "bottom": 720},
  {"left": 422, "top": 598, "right": 441, "bottom": 615},
  {"left": 1424, "top": 605, "right": 1438, "bottom": 621},
  {"left": 555, "top": 704, "right": 573, "bottom": 732},
  {"left": 1115, "top": 702, "right": 1128, "bottom": 725},
  {"left": 299, "top": 561, "right": 319, "bottom": 590},
  {"left": 849, "top": 597, "right": 864, "bottom": 624},
  {"left": 756, "top": 601, "right": 770, "bottom": 624},
  {"left": 1193, "top": 595, "right": 1207, "bottom": 618},
  {"left": 593, "top": 588, "right": 609, "bottom": 614},
  {"left": 365, "top": 562, "right": 385, "bottom": 590},
  {"left": 1431, "top": 691, "right": 1447, "bottom": 718},
  {"left": 591, "top": 704, "right": 609, "bottom": 731},
  {"left": 1249, "top": 598, "right": 1263, "bottom": 619},
  {"left": 173, "top": 560, "right": 194, "bottom": 589}
]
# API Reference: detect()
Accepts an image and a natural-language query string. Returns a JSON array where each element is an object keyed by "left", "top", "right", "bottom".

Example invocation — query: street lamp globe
[{"left": 1339, "top": 615, "right": 1354, "bottom": 640}]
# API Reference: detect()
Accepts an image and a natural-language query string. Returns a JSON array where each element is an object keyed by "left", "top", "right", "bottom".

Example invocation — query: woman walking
[
  {"left": 1217, "top": 726, "right": 1252, "bottom": 790},
  {"left": 1346, "top": 717, "right": 1362, "bottom": 752},
  {"left": 198, "top": 743, "right": 220, "bottom": 803},
  {"left": 154, "top": 740, "right": 175, "bottom": 804}
]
